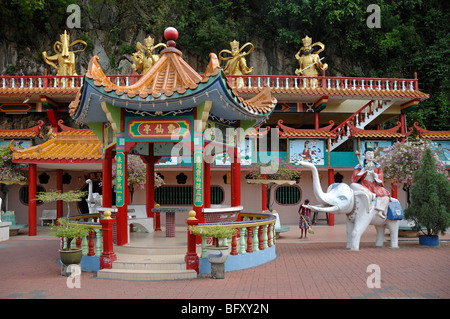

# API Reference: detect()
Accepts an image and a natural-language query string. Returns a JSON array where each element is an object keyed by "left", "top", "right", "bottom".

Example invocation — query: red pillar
[
  {"left": 327, "top": 168, "right": 335, "bottom": 226},
  {"left": 28, "top": 164, "right": 37, "bottom": 236},
  {"left": 261, "top": 174, "right": 268, "bottom": 211},
  {"left": 102, "top": 148, "right": 113, "bottom": 208},
  {"left": 116, "top": 151, "right": 128, "bottom": 246},
  {"left": 231, "top": 146, "right": 241, "bottom": 207},
  {"left": 400, "top": 113, "right": 406, "bottom": 142},
  {"left": 314, "top": 111, "right": 320, "bottom": 130},
  {"left": 56, "top": 169, "right": 63, "bottom": 219},
  {"left": 145, "top": 158, "right": 155, "bottom": 218},
  {"left": 185, "top": 210, "right": 199, "bottom": 274},
  {"left": 391, "top": 181, "right": 398, "bottom": 199},
  {"left": 99, "top": 211, "right": 117, "bottom": 269}
]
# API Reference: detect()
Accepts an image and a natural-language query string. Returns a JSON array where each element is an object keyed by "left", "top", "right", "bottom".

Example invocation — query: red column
[
  {"left": 327, "top": 168, "right": 335, "bottom": 226},
  {"left": 231, "top": 146, "right": 241, "bottom": 207},
  {"left": 102, "top": 148, "right": 113, "bottom": 208},
  {"left": 116, "top": 151, "right": 128, "bottom": 246},
  {"left": 144, "top": 157, "right": 155, "bottom": 218},
  {"left": 314, "top": 111, "right": 320, "bottom": 130},
  {"left": 56, "top": 169, "right": 63, "bottom": 219},
  {"left": 100, "top": 211, "right": 117, "bottom": 269},
  {"left": 185, "top": 210, "right": 199, "bottom": 274},
  {"left": 400, "top": 114, "right": 406, "bottom": 142},
  {"left": 391, "top": 181, "right": 398, "bottom": 199},
  {"left": 28, "top": 164, "right": 37, "bottom": 236}
]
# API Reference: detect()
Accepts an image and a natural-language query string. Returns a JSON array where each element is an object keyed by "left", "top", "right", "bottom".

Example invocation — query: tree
[
  {"left": 36, "top": 190, "right": 87, "bottom": 218},
  {"left": 404, "top": 149, "right": 450, "bottom": 237}
]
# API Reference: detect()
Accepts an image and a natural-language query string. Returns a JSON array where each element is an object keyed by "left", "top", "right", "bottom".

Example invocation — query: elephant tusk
[{"left": 304, "top": 204, "right": 340, "bottom": 213}]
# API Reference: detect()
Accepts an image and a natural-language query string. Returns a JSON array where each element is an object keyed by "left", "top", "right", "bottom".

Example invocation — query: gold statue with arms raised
[
  {"left": 132, "top": 35, "right": 167, "bottom": 75},
  {"left": 42, "top": 30, "right": 87, "bottom": 76},
  {"left": 219, "top": 40, "right": 254, "bottom": 87}
]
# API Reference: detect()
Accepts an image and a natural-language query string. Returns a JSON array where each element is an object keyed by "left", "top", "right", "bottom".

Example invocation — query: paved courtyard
[{"left": 0, "top": 224, "right": 449, "bottom": 308}]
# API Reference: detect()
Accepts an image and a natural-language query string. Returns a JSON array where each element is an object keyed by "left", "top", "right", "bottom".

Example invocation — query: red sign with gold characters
[{"left": 126, "top": 117, "right": 192, "bottom": 142}]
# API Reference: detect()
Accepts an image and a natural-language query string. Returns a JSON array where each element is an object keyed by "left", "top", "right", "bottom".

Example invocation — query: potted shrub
[
  {"left": 49, "top": 217, "right": 91, "bottom": 266},
  {"left": 36, "top": 190, "right": 90, "bottom": 275},
  {"left": 405, "top": 149, "right": 450, "bottom": 246},
  {"left": 189, "top": 225, "right": 237, "bottom": 279}
]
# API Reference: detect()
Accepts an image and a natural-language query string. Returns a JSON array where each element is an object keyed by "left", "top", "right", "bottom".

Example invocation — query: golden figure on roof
[
  {"left": 42, "top": 30, "right": 87, "bottom": 76},
  {"left": 295, "top": 36, "right": 328, "bottom": 87},
  {"left": 131, "top": 35, "right": 167, "bottom": 74},
  {"left": 219, "top": 40, "right": 254, "bottom": 87}
]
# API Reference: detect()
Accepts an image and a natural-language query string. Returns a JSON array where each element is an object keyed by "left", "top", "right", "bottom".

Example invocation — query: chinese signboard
[
  {"left": 115, "top": 152, "right": 125, "bottom": 207},
  {"left": 126, "top": 117, "right": 192, "bottom": 142}
]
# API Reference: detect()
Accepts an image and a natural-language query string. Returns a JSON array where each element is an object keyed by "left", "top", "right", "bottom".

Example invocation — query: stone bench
[
  {"left": 40, "top": 209, "right": 57, "bottom": 226},
  {"left": 270, "top": 211, "right": 290, "bottom": 238},
  {"left": 127, "top": 205, "right": 153, "bottom": 233},
  {"left": 1, "top": 211, "right": 27, "bottom": 235}
]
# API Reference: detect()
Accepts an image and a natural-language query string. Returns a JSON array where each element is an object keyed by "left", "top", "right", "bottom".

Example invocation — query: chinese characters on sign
[
  {"left": 193, "top": 151, "right": 203, "bottom": 207},
  {"left": 115, "top": 152, "right": 125, "bottom": 207},
  {"left": 127, "top": 118, "right": 191, "bottom": 142}
]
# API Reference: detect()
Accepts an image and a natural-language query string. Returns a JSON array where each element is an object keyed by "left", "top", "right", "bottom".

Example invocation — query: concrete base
[
  {"left": 210, "top": 262, "right": 225, "bottom": 279},
  {"left": 0, "top": 222, "right": 12, "bottom": 242}
]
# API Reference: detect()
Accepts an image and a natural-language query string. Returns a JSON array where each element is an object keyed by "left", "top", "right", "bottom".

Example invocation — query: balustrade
[
  {"left": 194, "top": 212, "right": 276, "bottom": 259},
  {"left": 0, "top": 74, "right": 419, "bottom": 92}
]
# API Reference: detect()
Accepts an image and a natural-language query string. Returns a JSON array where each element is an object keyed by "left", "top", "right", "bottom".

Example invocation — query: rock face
[{"left": 0, "top": 28, "right": 296, "bottom": 77}]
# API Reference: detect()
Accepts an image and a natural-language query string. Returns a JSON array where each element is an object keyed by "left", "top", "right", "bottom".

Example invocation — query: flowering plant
[
  {"left": 376, "top": 139, "right": 449, "bottom": 186},
  {"left": 0, "top": 146, "right": 27, "bottom": 184},
  {"left": 112, "top": 154, "right": 165, "bottom": 190},
  {"left": 246, "top": 158, "right": 301, "bottom": 182}
]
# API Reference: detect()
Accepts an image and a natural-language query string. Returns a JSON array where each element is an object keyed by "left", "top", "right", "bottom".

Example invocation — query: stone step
[
  {"left": 114, "top": 245, "right": 190, "bottom": 256},
  {"left": 112, "top": 253, "right": 187, "bottom": 270},
  {"left": 97, "top": 268, "right": 198, "bottom": 281}
]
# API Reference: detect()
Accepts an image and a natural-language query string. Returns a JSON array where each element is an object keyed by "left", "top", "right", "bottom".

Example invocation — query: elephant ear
[{"left": 354, "top": 191, "right": 371, "bottom": 214}]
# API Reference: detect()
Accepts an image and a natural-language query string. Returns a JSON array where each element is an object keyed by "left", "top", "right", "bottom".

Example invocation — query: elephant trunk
[{"left": 299, "top": 161, "right": 329, "bottom": 205}]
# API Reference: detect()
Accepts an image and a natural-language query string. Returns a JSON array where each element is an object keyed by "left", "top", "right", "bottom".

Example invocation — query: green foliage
[
  {"left": 0, "top": 146, "right": 28, "bottom": 184},
  {"left": 405, "top": 149, "right": 450, "bottom": 237},
  {"left": 36, "top": 190, "right": 87, "bottom": 203},
  {"left": 189, "top": 225, "right": 237, "bottom": 247},
  {"left": 49, "top": 217, "right": 92, "bottom": 250}
]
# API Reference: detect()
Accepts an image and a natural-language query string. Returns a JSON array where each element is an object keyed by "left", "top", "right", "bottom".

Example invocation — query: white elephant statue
[{"left": 299, "top": 161, "right": 401, "bottom": 251}]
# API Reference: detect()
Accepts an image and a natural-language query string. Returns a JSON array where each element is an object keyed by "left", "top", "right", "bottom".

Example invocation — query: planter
[
  {"left": 206, "top": 246, "right": 230, "bottom": 279},
  {"left": 206, "top": 246, "right": 230, "bottom": 264},
  {"left": 419, "top": 235, "right": 439, "bottom": 247},
  {"left": 59, "top": 248, "right": 83, "bottom": 265}
]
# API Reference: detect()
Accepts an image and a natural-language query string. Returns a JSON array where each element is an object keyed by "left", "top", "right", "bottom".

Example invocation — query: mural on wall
[
  {"left": 289, "top": 139, "right": 325, "bottom": 166},
  {"left": 431, "top": 141, "right": 450, "bottom": 166},
  {"left": 360, "top": 140, "right": 393, "bottom": 162},
  {"left": 214, "top": 138, "right": 255, "bottom": 166},
  {"left": 0, "top": 139, "right": 31, "bottom": 149}
]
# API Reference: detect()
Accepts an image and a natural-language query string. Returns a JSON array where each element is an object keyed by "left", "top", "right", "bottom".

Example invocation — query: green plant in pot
[
  {"left": 405, "top": 149, "right": 450, "bottom": 246},
  {"left": 36, "top": 190, "right": 90, "bottom": 272},
  {"left": 49, "top": 217, "right": 91, "bottom": 264},
  {"left": 189, "top": 225, "right": 237, "bottom": 279}
]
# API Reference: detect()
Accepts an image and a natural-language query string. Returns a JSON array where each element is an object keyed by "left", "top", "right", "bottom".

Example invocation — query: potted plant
[
  {"left": 49, "top": 217, "right": 91, "bottom": 266},
  {"left": 404, "top": 149, "right": 450, "bottom": 246},
  {"left": 189, "top": 225, "right": 237, "bottom": 279},
  {"left": 36, "top": 190, "right": 90, "bottom": 274}
]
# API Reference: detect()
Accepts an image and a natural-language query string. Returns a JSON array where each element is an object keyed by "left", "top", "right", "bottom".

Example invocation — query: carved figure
[
  {"left": 295, "top": 36, "right": 328, "bottom": 87},
  {"left": 85, "top": 179, "right": 102, "bottom": 215},
  {"left": 219, "top": 40, "right": 254, "bottom": 87},
  {"left": 352, "top": 148, "right": 390, "bottom": 219},
  {"left": 131, "top": 35, "right": 167, "bottom": 74},
  {"left": 42, "top": 30, "right": 87, "bottom": 76},
  {"left": 300, "top": 161, "right": 400, "bottom": 251}
]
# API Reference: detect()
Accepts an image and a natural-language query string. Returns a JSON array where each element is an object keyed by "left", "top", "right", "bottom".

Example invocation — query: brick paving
[{"left": 0, "top": 226, "right": 449, "bottom": 305}]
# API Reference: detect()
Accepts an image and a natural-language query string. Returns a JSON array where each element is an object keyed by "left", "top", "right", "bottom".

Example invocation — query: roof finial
[{"left": 164, "top": 27, "right": 178, "bottom": 48}]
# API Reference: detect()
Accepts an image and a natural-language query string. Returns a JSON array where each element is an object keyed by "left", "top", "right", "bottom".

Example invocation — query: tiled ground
[{"left": 0, "top": 225, "right": 449, "bottom": 303}]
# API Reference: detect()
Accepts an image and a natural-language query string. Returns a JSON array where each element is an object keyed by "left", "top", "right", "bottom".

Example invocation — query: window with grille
[
  {"left": 275, "top": 186, "right": 301, "bottom": 205},
  {"left": 19, "top": 185, "right": 46, "bottom": 205},
  {"left": 155, "top": 186, "right": 224, "bottom": 205}
]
